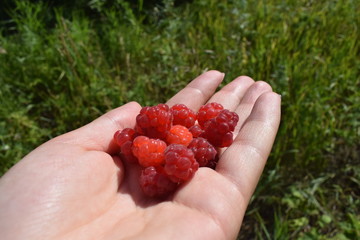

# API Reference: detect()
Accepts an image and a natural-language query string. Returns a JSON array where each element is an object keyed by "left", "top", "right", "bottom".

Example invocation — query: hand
[{"left": 0, "top": 71, "right": 281, "bottom": 240}]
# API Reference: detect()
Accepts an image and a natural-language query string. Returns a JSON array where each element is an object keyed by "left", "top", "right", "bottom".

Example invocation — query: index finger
[{"left": 166, "top": 70, "right": 225, "bottom": 111}]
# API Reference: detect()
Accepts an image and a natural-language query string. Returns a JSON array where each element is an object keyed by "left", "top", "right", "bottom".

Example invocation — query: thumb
[{"left": 50, "top": 101, "right": 142, "bottom": 154}]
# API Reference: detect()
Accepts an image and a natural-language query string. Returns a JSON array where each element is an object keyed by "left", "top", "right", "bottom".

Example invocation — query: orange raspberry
[
  {"left": 166, "top": 125, "right": 193, "bottom": 146},
  {"left": 132, "top": 136, "right": 167, "bottom": 167}
]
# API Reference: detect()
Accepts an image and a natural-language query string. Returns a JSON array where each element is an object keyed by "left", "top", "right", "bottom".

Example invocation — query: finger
[
  {"left": 213, "top": 80, "right": 271, "bottom": 156},
  {"left": 217, "top": 92, "right": 281, "bottom": 202},
  {"left": 173, "top": 167, "right": 246, "bottom": 239},
  {"left": 166, "top": 70, "right": 225, "bottom": 111},
  {"left": 234, "top": 81, "right": 272, "bottom": 133},
  {"left": 51, "top": 102, "right": 142, "bottom": 153},
  {"left": 206, "top": 76, "right": 255, "bottom": 111},
  {"left": 172, "top": 93, "right": 280, "bottom": 238}
]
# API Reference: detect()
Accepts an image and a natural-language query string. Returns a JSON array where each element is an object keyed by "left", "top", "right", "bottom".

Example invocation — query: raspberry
[
  {"left": 197, "top": 102, "right": 224, "bottom": 127},
  {"left": 135, "top": 104, "right": 172, "bottom": 140},
  {"left": 205, "top": 154, "right": 219, "bottom": 170},
  {"left": 164, "top": 144, "right": 199, "bottom": 183},
  {"left": 112, "top": 101, "right": 239, "bottom": 198},
  {"left": 170, "top": 104, "right": 196, "bottom": 128},
  {"left": 189, "top": 124, "right": 204, "bottom": 138},
  {"left": 188, "top": 137, "right": 217, "bottom": 167},
  {"left": 113, "top": 128, "right": 137, "bottom": 147},
  {"left": 202, "top": 109, "right": 239, "bottom": 147},
  {"left": 166, "top": 125, "right": 193, "bottom": 146},
  {"left": 120, "top": 141, "right": 138, "bottom": 163},
  {"left": 114, "top": 128, "right": 138, "bottom": 163},
  {"left": 139, "top": 166, "right": 178, "bottom": 198},
  {"left": 132, "top": 136, "right": 167, "bottom": 167}
]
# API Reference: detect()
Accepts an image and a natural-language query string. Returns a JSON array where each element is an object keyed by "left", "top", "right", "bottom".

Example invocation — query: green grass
[{"left": 0, "top": 0, "right": 359, "bottom": 238}]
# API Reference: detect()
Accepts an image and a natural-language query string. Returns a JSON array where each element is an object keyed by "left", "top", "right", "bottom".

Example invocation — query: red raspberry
[
  {"left": 135, "top": 104, "right": 172, "bottom": 140},
  {"left": 132, "top": 136, "right": 167, "bottom": 167},
  {"left": 164, "top": 144, "right": 199, "bottom": 183},
  {"left": 120, "top": 141, "right": 138, "bottom": 163},
  {"left": 170, "top": 104, "right": 196, "bottom": 128},
  {"left": 114, "top": 128, "right": 138, "bottom": 163},
  {"left": 197, "top": 102, "right": 224, "bottom": 127},
  {"left": 202, "top": 109, "right": 239, "bottom": 147},
  {"left": 139, "top": 166, "right": 178, "bottom": 198},
  {"left": 188, "top": 124, "right": 204, "bottom": 138},
  {"left": 166, "top": 125, "right": 193, "bottom": 146},
  {"left": 188, "top": 137, "right": 217, "bottom": 167},
  {"left": 113, "top": 128, "right": 137, "bottom": 147},
  {"left": 205, "top": 154, "right": 219, "bottom": 170}
]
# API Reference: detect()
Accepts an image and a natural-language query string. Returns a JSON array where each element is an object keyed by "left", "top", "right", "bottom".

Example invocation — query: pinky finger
[{"left": 216, "top": 92, "right": 281, "bottom": 203}]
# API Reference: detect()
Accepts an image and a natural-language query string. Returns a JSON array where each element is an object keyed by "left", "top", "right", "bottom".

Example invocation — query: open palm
[{"left": 0, "top": 71, "right": 281, "bottom": 240}]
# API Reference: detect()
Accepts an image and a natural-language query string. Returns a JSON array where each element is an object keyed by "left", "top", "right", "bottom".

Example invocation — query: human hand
[{"left": 0, "top": 71, "right": 281, "bottom": 240}]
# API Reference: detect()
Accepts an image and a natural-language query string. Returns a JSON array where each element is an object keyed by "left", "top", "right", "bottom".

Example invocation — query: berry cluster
[{"left": 113, "top": 103, "right": 239, "bottom": 198}]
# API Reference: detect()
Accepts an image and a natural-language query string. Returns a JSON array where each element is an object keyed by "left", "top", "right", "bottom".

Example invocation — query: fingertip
[
  {"left": 250, "top": 91, "right": 281, "bottom": 128},
  {"left": 102, "top": 101, "right": 141, "bottom": 125},
  {"left": 234, "top": 75, "right": 255, "bottom": 84},
  {"left": 255, "top": 91, "right": 281, "bottom": 111},
  {"left": 254, "top": 80, "right": 273, "bottom": 92},
  {"left": 122, "top": 101, "right": 142, "bottom": 110},
  {"left": 167, "top": 70, "right": 225, "bottom": 109},
  {"left": 205, "top": 75, "right": 255, "bottom": 111},
  {"left": 189, "top": 70, "right": 225, "bottom": 86},
  {"left": 203, "top": 69, "right": 225, "bottom": 77}
]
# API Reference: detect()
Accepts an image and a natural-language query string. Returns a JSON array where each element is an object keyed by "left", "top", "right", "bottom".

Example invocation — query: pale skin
[{"left": 0, "top": 70, "right": 281, "bottom": 240}]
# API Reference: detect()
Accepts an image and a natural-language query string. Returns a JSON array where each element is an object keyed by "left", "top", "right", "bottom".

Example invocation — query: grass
[{"left": 0, "top": 0, "right": 359, "bottom": 238}]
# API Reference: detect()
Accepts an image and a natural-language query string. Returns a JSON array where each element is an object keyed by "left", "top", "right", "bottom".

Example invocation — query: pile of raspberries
[{"left": 113, "top": 102, "right": 239, "bottom": 198}]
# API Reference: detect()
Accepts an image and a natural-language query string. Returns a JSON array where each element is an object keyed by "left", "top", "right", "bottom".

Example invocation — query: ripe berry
[
  {"left": 113, "top": 128, "right": 137, "bottom": 147},
  {"left": 132, "top": 136, "right": 167, "bottom": 167},
  {"left": 189, "top": 124, "right": 204, "bottom": 138},
  {"left": 166, "top": 125, "right": 193, "bottom": 146},
  {"left": 206, "top": 154, "right": 219, "bottom": 170},
  {"left": 112, "top": 102, "right": 239, "bottom": 198},
  {"left": 114, "top": 128, "right": 138, "bottom": 163},
  {"left": 139, "top": 166, "right": 178, "bottom": 198},
  {"left": 164, "top": 144, "right": 199, "bottom": 183},
  {"left": 120, "top": 141, "right": 138, "bottom": 163},
  {"left": 202, "top": 109, "right": 239, "bottom": 147},
  {"left": 170, "top": 104, "right": 196, "bottom": 128},
  {"left": 135, "top": 104, "right": 172, "bottom": 140},
  {"left": 188, "top": 137, "right": 217, "bottom": 167},
  {"left": 197, "top": 102, "right": 224, "bottom": 127}
]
